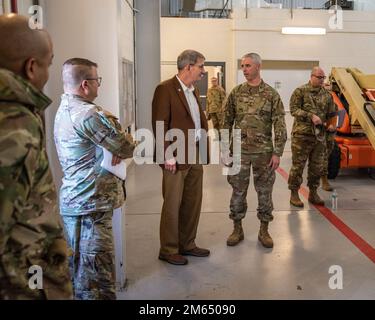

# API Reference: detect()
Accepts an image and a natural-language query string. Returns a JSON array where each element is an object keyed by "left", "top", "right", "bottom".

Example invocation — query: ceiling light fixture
[{"left": 281, "top": 27, "right": 326, "bottom": 35}]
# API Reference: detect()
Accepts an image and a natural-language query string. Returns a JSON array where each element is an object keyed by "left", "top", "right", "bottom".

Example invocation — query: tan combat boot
[
  {"left": 226, "top": 220, "right": 244, "bottom": 246},
  {"left": 258, "top": 221, "right": 273, "bottom": 248},
  {"left": 321, "top": 175, "right": 333, "bottom": 191},
  {"left": 308, "top": 188, "right": 325, "bottom": 205},
  {"left": 290, "top": 189, "right": 304, "bottom": 208}
]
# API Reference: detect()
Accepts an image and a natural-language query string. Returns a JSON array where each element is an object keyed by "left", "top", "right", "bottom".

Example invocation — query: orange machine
[{"left": 328, "top": 70, "right": 375, "bottom": 179}]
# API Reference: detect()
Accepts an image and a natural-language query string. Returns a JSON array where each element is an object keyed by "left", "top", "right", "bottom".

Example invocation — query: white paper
[{"left": 100, "top": 148, "right": 127, "bottom": 180}]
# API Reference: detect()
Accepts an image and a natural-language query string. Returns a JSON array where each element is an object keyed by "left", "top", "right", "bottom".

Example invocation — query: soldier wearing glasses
[
  {"left": 288, "top": 67, "right": 337, "bottom": 208},
  {"left": 54, "top": 58, "right": 135, "bottom": 299}
]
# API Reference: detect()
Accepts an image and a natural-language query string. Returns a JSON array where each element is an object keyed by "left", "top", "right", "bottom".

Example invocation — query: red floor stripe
[{"left": 277, "top": 167, "right": 375, "bottom": 264}]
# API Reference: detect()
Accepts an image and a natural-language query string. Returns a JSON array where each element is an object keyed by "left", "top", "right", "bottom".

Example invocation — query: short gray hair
[
  {"left": 242, "top": 53, "right": 262, "bottom": 65},
  {"left": 62, "top": 58, "right": 98, "bottom": 89},
  {"left": 177, "top": 50, "right": 205, "bottom": 71}
]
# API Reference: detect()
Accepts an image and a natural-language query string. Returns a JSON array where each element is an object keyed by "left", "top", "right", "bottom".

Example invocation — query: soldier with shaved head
[
  {"left": 0, "top": 14, "right": 72, "bottom": 299},
  {"left": 288, "top": 67, "right": 337, "bottom": 207},
  {"left": 222, "top": 53, "right": 287, "bottom": 249}
]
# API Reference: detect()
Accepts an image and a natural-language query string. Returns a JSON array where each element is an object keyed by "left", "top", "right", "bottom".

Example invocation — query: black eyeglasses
[
  {"left": 86, "top": 77, "right": 102, "bottom": 86},
  {"left": 312, "top": 75, "right": 326, "bottom": 80}
]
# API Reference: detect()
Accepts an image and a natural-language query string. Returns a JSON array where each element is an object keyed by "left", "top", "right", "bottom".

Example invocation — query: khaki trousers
[{"left": 160, "top": 164, "right": 203, "bottom": 255}]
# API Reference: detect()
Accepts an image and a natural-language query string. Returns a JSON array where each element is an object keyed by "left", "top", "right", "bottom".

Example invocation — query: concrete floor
[{"left": 118, "top": 116, "right": 375, "bottom": 300}]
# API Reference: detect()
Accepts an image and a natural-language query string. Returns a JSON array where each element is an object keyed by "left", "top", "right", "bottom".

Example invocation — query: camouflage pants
[
  {"left": 62, "top": 211, "right": 116, "bottom": 300},
  {"left": 288, "top": 135, "right": 326, "bottom": 190},
  {"left": 322, "top": 133, "right": 336, "bottom": 176},
  {"left": 227, "top": 152, "right": 275, "bottom": 222},
  {"left": 0, "top": 241, "right": 72, "bottom": 300},
  {"left": 209, "top": 113, "right": 221, "bottom": 132}
]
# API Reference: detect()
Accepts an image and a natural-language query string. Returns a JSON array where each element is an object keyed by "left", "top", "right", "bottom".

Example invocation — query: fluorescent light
[{"left": 281, "top": 27, "right": 326, "bottom": 35}]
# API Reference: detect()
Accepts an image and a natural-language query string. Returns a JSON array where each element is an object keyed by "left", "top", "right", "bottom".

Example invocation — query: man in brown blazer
[{"left": 152, "top": 49, "right": 210, "bottom": 265}]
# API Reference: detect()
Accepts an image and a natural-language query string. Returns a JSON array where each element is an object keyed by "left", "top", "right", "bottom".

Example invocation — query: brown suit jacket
[{"left": 152, "top": 76, "right": 209, "bottom": 170}]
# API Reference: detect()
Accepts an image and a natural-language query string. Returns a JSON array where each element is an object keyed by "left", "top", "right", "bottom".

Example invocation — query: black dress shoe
[
  {"left": 180, "top": 247, "right": 210, "bottom": 257},
  {"left": 158, "top": 253, "right": 188, "bottom": 265}
]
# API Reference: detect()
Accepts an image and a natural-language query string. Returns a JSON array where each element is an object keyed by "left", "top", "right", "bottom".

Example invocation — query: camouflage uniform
[
  {"left": 322, "top": 101, "right": 338, "bottom": 177},
  {"left": 54, "top": 94, "right": 135, "bottom": 300},
  {"left": 288, "top": 83, "right": 336, "bottom": 190},
  {"left": 0, "top": 69, "right": 72, "bottom": 300},
  {"left": 62, "top": 211, "right": 114, "bottom": 300},
  {"left": 222, "top": 81, "right": 287, "bottom": 222},
  {"left": 206, "top": 85, "right": 226, "bottom": 134},
  {"left": 322, "top": 131, "right": 336, "bottom": 176}
]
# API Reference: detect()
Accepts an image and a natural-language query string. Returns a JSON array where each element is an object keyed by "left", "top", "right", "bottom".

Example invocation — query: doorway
[{"left": 195, "top": 61, "right": 226, "bottom": 111}]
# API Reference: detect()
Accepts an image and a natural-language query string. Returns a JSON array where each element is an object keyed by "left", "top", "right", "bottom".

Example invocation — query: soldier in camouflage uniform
[
  {"left": 0, "top": 15, "right": 72, "bottom": 300},
  {"left": 321, "top": 127, "right": 337, "bottom": 191},
  {"left": 288, "top": 67, "right": 337, "bottom": 207},
  {"left": 321, "top": 83, "right": 338, "bottom": 191},
  {"left": 221, "top": 53, "right": 287, "bottom": 248},
  {"left": 54, "top": 58, "right": 135, "bottom": 300},
  {"left": 206, "top": 77, "right": 226, "bottom": 139}
]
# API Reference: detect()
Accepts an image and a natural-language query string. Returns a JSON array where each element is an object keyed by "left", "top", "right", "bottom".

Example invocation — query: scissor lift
[{"left": 328, "top": 68, "right": 375, "bottom": 178}]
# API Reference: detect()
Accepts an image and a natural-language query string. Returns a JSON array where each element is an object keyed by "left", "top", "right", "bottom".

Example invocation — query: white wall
[
  {"left": 233, "top": 9, "right": 375, "bottom": 74},
  {"left": 160, "top": 18, "right": 234, "bottom": 90},
  {"left": 43, "top": 0, "right": 119, "bottom": 116},
  {"left": 17, "top": 0, "right": 34, "bottom": 15},
  {"left": 161, "top": 9, "right": 375, "bottom": 93}
]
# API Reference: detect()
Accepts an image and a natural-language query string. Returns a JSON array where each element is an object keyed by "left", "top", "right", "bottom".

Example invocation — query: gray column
[{"left": 135, "top": 0, "right": 161, "bottom": 148}]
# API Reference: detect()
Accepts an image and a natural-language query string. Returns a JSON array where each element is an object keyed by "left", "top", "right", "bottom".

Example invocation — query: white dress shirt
[{"left": 176, "top": 75, "right": 202, "bottom": 141}]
